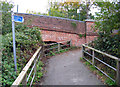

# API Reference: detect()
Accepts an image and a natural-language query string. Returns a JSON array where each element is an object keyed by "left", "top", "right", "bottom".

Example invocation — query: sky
[
  {"left": 6, "top": 0, "right": 49, "bottom": 13},
  {"left": 2, "top": 0, "right": 100, "bottom": 15}
]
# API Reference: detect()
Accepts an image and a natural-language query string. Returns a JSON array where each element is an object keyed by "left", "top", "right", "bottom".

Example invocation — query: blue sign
[{"left": 14, "top": 15, "right": 24, "bottom": 23}]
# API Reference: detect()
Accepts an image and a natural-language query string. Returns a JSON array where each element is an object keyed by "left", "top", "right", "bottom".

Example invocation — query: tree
[
  {"left": 1, "top": 1, "right": 13, "bottom": 35},
  {"left": 49, "top": 1, "right": 94, "bottom": 21},
  {"left": 26, "top": 9, "right": 47, "bottom": 15},
  {"left": 1, "top": 1, "right": 43, "bottom": 86},
  {"left": 93, "top": 1, "right": 120, "bottom": 57}
]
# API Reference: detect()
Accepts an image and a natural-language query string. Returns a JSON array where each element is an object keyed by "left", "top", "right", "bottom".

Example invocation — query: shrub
[{"left": 2, "top": 25, "right": 42, "bottom": 86}]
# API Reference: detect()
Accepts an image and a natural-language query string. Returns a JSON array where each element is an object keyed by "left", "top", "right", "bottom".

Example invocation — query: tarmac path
[{"left": 42, "top": 49, "right": 104, "bottom": 85}]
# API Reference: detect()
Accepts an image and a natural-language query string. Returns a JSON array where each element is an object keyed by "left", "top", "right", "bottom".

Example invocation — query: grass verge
[{"left": 80, "top": 57, "right": 116, "bottom": 86}]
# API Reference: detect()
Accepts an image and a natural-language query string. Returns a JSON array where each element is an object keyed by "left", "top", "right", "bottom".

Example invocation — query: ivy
[
  {"left": 2, "top": 25, "right": 42, "bottom": 86},
  {"left": 1, "top": 1, "right": 43, "bottom": 85}
]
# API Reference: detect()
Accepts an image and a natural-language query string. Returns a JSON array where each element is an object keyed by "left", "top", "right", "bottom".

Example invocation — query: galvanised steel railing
[
  {"left": 12, "top": 46, "right": 43, "bottom": 87},
  {"left": 12, "top": 40, "right": 72, "bottom": 86},
  {"left": 82, "top": 44, "right": 120, "bottom": 85},
  {"left": 44, "top": 40, "right": 72, "bottom": 56}
]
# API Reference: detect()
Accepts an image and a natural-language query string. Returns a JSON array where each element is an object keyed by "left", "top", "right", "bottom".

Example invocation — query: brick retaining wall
[{"left": 15, "top": 13, "right": 97, "bottom": 46}]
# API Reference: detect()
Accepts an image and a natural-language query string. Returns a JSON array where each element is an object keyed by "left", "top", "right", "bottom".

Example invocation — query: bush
[
  {"left": 2, "top": 25, "right": 42, "bottom": 86},
  {"left": 92, "top": 34, "right": 120, "bottom": 58},
  {"left": 92, "top": 1, "right": 120, "bottom": 58}
]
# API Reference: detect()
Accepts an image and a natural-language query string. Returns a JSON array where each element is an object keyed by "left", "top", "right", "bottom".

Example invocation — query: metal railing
[
  {"left": 44, "top": 40, "right": 72, "bottom": 56},
  {"left": 12, "top": 46, "right": 43, "bottom": 86},
  {"left": 11, "top": 40, "right": 71, "bottom": 86},
  {"left": 82, "top": 44, "right": 120, "bottom": 85}
]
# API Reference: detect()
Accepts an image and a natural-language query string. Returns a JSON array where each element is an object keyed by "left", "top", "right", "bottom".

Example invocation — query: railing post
[
  {"left": 43, "top": 45, "right": 46, "bottom": 57},
  {"left": 92, "top": 50, "right": 95, "bottom": 65},
  {"left": 82, "top": 45, "right": 85, "bottom": 58},
  {"left": 34, "top": 59, "right": 37, "bottom": 75},
  {"left": 41, "top": 46, "right": 44, "bottom": 58},
  {"left": 116, "top": 59, "right": 120, "bottom": 86},
  {"left": 58, "top": 43, "right": 60, "bottom": 51},
  {"left": 22, "top": 74, "right": 27, "bottom": 85},
  {"left": 70, "top": 40, "right": 72, "bottom": 47}
]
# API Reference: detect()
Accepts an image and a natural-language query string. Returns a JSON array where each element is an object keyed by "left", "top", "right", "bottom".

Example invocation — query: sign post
[
  {"left": 12, "top": 12, "right": 17, "bottom": 72},
  {"left": 77, "top": 7, "right": 82, "bottom": 21},
  {"left": 11, "top": 12, "right": 24, "bottom": 72}
]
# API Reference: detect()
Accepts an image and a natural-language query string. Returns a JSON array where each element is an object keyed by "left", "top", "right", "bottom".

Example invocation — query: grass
[
  {"left": 80, "top": 57, "right": 116, "bottom": 86},
  {"left": 46, "top": 46, "right": 79, "bottom": 57}
]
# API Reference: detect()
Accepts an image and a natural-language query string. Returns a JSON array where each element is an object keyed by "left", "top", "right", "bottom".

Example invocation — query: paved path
[{"left": 42, "top": 49, "right": 103, "bottom": 85}]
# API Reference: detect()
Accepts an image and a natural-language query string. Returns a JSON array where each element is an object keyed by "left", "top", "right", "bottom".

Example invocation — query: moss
[{"left": 71, "top": 22, "right": 77, "bottom": 28}]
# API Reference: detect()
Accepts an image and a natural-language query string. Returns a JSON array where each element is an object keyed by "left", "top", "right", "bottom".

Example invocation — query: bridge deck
[{"left": 41, "top": 49, "right": 104, "bottom": 85}]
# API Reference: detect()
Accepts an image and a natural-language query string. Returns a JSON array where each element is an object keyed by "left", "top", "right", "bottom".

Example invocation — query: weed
[
  {"left": 98, "top": 72, "right": 103, "bottom": 76},
  {"left": 37, "top": 72, "right": 43, "bottom": 78},
  {"left": 78, "top": 34, "right": 86, "bottom": 38},
  {"left": 81, "top": 59, "right": 116, "bottom": 86},
  {"left": 85, "top": 61, "right": 90, "bottom": 66},
  {"left": 80, "top": 57, "right": 83, "bottom": 60},
  {"left": 90, "top": 65, "right": 96, "bottom": 71},
  {"left": 105, "top": 79, "right": 116, "bottom": 85},
  {"left": 50, "top": 51, "right": 55, "bottom": 56},
  {"left": 79, "top": 34, "right": 83, "bottom": 38},
  {"left": 71, "top": 22, "right": 77, "bottom": 28}
]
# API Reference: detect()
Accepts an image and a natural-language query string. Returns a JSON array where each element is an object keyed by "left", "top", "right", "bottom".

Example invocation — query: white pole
[{"left": 11, "top": 12, "right": 17, "bottom": 72}]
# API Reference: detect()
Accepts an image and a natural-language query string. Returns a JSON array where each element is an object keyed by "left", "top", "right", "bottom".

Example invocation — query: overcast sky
[
  {"left": 2, "top": 0, "right": 101, "bottom": 15},
  {"left": 6, "top": 0, "right": 49, "bottom": 13}
]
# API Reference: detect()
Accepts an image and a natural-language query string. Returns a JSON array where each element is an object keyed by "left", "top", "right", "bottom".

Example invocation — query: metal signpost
[{"left": 12, "top": 12, "right": 24, "bottom": 72}]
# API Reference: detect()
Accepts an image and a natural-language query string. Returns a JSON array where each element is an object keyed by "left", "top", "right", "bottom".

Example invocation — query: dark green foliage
[
  {"left": 87, "top": 1, "right": 120, "bottom": 85},
  {"left": 93, "top": 1, "right": 120, "bottom": 58},
  {"left": 93, "top": 35, "right": 120, "bottom": 57},
  {"left": 1, "top": 1, "right": 43, "bottom": 86},
  {"left": 49, "top": 2, "right": 94, "bottom": 21},
  {"left": 1, "top": 1, "right": 13, "bottom": 35},
  {"left": 2, "top": 25, "right": 42, "bottom": 86}
]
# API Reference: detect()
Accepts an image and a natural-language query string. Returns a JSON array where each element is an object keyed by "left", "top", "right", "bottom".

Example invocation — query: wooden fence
[{"left": 82, "top": 44, "right": 120, "bottom": 85}]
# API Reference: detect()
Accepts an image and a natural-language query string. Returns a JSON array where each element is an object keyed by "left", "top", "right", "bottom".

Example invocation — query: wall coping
[
  {"left": 14, "top": 12, "right": 85, "bottom": 23},
  {"left": 85, "top": 19, "right": 95, "bottom": 22}
]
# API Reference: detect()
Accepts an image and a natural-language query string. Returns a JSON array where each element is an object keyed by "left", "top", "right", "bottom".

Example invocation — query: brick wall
[
  {"left": 16, "top": 13, "right": 85, "bottom": 34},
  {"left": 41, "top": 30, "right": 86, "bottom": 46},
  {"left": 15, "top": 13, "right": 97, "bottom": 46}
]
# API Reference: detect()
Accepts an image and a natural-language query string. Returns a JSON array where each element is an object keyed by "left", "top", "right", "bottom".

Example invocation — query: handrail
[
  {"left": 12, "top": 46, "right": 42, "bottom": 86},
  {"left": 12, "top": 40, "right": 71, "bottom": 86},
  {"left": 44, "top": 40, "right": 72, "bottom": 56},
  {"left": 82, "top": 44, "right": 120, "bottom": 85},
  {"left": 82, "top": 44, "right": 119, "bottom": 60},
  {"left": 44, "top": 40, "right": 71, "bottom": 47}
]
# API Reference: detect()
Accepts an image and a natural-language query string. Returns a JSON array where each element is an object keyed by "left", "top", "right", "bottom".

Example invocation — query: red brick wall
[
  {"left": 15, "top": 13, "right": 97, "bottom": 46},
  {"left": 86, "top": 20, "right": 97, "bottom": 36},
  {"left": 41, "top": 30, "right": 96, "bottom": 46},
  {"left": 16, "top": 13, "right": 85, "bottom": 34},
  {"left": 41, "top": 30, "right": 86, "bottom": 46}
]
